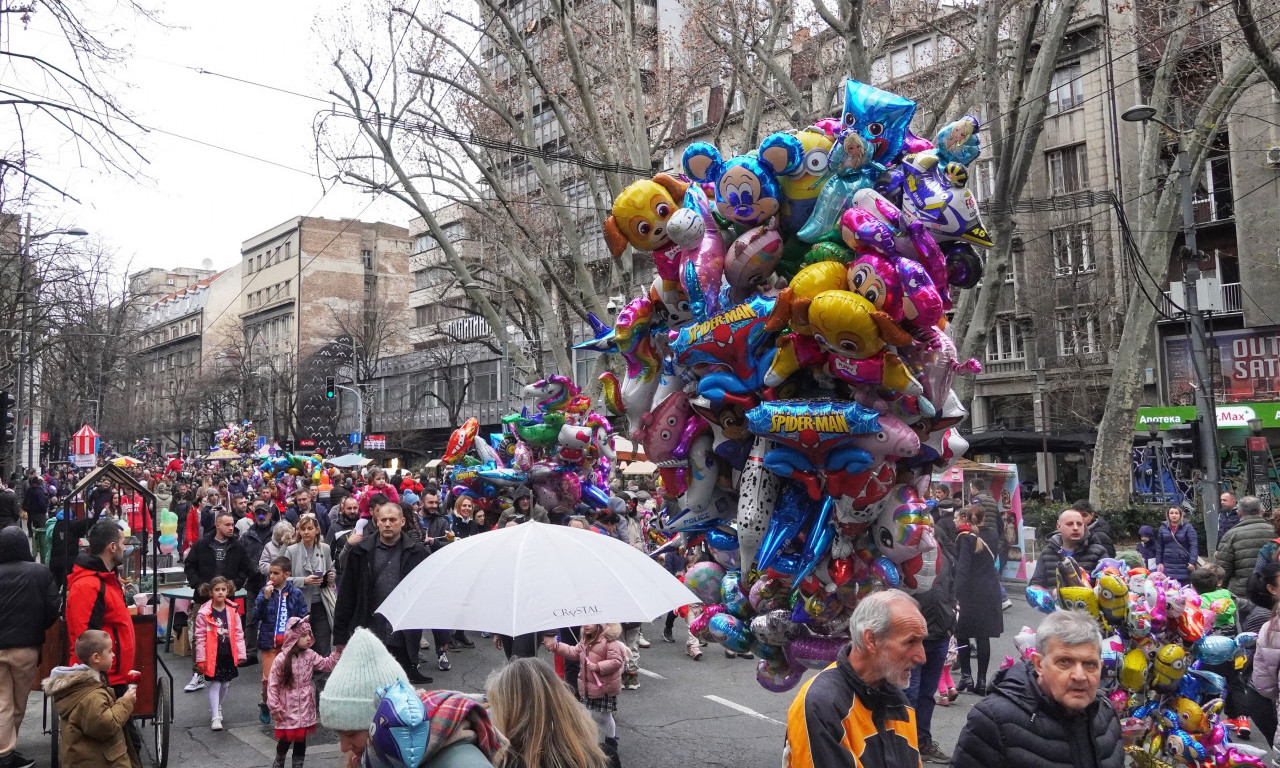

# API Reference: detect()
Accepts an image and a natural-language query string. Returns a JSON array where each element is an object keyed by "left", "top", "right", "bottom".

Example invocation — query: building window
[
  {"left": 971, "top": 159, "right": 995, "bottom": 203},
  {"left": 912, "top": 39, "right": 935, "bottom": 70},
  {"left": 688, "top": 105, "right": 704, "bottom": 128},
  {"left": 987, "top": 314, "right": 1024, "bottom": 362},
  {"left": 1047, "top": 144, "right": 1088, "bottom": 195},
  {"left": 415, "top": 306, "right": 429, "bottom": 327},
  {"left": 1194, "top": 153, "right": 1234, "bottom": 223},
  {"left": 284, "top": 241, "right": 292, "bottom": 259},
  {"left": 575, "top": 349, "right": 600, "bottom": 385},
  {"left": 469, "top": 360, "right": 499, "bottom": 402},
  {"left": 1056, "top": 309, "right": 1099, "bottom": 355},
  {"left": 1052, "top": 223, "right": 1095, "bottom": 275},
  {"left": 891, "top": 47, "right": 911, "bottom": 78},
  {"left": 414, "top": 234, "right": 434, "bottom": 253},
  {"left": 870, "top": 56, "right": 889, "bottom": 84},
  {"left": 362, "top": 249, "right": 373, "bottom": 270},
  {"left": 1047, "top": 62, "right": 1084, "bottom": 116}
]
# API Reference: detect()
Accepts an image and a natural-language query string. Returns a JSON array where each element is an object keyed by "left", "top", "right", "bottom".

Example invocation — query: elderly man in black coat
[{"left": 953, "top": 610, "right": 1124, "bottom": 768}]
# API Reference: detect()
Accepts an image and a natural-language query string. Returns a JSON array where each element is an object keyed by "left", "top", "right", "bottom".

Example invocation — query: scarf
[
  {"left": 273, "top": 583, "right": 292, "bottom": 648},
  {"left": 417, "top": 691, "right": 503, "bottom": 763}
]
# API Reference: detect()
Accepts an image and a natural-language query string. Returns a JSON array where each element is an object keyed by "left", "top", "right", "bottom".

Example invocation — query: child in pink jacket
[
  {"left": 267, "top": 617, "right": 342, "bottom": 768},
  {"left": 544, "top": 623, "right": 626, "bottom": 761}
]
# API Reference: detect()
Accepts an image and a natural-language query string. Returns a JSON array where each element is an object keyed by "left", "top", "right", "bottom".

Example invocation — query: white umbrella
[
  {"left": 378, "top": 523, "right": 699, "bottom": 636},
  {"left": 324, "top": 453, "right": 371, "bottom": 468}
]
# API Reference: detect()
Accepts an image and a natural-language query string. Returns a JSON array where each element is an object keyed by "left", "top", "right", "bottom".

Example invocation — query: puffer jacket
[
  {"left": 1251, "top": 619, "right": 1280, "bottom": 699},
  {"left": 0, "top": 526, "right": 58, "bottom": 649},
  {"left": 193, "top": 598, "right": 246, "bottom": 677},
  {"left": 66, "top": 552, "right": 135, "bottom": 687},
  {"left": 1155, "top": 521, "right": 1198, "bottom": 585},
  {"left": 1217, "top": 516, "right": 1275, "bottom": 596},
  {"left": 548, "top": 623, "right": 626, "bottom": 699},
  {"left": 267, "top": 617, "right": 342, "bottom": 730},
  {"left": 42, "top": 664, "right": 140, "bottom": 768},
  {"left": 952, "top": 659, "right": 1124, "bottom": 768},
  {"left": 1029, "top": 532, "right": 1110, "bottom": 588}
]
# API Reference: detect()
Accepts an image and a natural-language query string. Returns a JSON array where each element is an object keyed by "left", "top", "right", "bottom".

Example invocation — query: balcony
[
  {"left": 984, "top": 357, "right": 1029, "bottom": 374},
  {"left": 1159, "top": 280, "right": 1242, "bottom": 320}
]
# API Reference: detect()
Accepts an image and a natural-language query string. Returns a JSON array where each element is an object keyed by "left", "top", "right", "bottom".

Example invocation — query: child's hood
[
  {"left": 280, "top": 615, "right": 312, "bottom": 654},
  {"left": 42, "top": 664, "right": 107, "bottom": 705}
]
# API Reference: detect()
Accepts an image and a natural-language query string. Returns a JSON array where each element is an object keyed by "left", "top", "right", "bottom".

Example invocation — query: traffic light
[
  {"left": 1168, "top": 419, "right": 1203, "bottom": 467},
  {"left": 0, "top": 391, "right": 14, "bottom": 442},
  {"left": 325, "top": 377, "right": 336, "bottom": 399}
]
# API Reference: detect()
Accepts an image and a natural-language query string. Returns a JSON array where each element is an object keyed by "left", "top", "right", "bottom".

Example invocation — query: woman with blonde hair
[{"left": 486, "top": 657, "right": 609, "bottom": 768}]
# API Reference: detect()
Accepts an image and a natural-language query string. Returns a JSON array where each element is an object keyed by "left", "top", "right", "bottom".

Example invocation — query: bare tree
[{"left": 1089, "top": 2, "right": 1278, "bottom": 507}]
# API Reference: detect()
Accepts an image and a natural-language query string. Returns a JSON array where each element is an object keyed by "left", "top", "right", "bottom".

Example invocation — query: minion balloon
[{"left": 1151, "top": 644, "right": 1189, "bottom": 692}]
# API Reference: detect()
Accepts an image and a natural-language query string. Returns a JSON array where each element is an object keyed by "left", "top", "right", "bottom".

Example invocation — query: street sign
[
  {"left": 363, "top": 434, "right": 386, "bottom": 450},
  {"left": 349, "top": 432, "right": 360, "bottom": 445},
  {"left": 71, "top": 454, "right": 96, "bottom": 468}
]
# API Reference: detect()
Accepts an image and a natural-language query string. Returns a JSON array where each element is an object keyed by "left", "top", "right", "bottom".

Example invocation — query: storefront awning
[
  {"left": 1136, "top": 403, "right": 1280, "bottom": 431},
  {"left": 965, "top": 430, "right": 1093, "bottom": 454}
]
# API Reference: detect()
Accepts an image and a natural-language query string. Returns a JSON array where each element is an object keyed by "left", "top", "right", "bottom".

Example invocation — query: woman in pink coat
[
  {"left": 544, "top": 623, "right": 626, "bottom": 762},
  {"left": 267, "top": 617, "right": 342, "bottom": 768}
]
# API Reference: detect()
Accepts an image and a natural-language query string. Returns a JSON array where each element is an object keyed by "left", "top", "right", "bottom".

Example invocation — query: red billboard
[{"left": 1164, "top": 328, "right": 1280, "bottom": 405}]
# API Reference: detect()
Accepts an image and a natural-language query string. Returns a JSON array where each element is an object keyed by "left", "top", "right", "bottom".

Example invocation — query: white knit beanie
[{"left": 319, "top": 627, "right": 411, "bottom": 731}]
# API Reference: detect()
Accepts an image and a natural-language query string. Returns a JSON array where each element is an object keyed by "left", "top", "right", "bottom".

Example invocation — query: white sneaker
[
  {"left": 184, "top": 673, "right": 205, "bottom": 692},
  {"left": 636, "top": 632, "right": 651, "bottom": 649},
  {"left": 211, "top": 716, "right": 223, "bottom": 731},
  {"left": 1001, "top": 599, "right": 1013, "bottom": 611}
]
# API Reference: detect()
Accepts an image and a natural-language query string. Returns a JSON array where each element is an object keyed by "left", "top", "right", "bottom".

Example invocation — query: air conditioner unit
[{"left": 1266, "top": 146, "right": 1280, "bottom": 168}]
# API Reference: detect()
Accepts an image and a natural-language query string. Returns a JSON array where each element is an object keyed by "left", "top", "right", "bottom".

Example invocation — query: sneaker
[
  {"left": 211, "top": 716, "right": 223, "bottom": 731},
  {"left": 691, "top": 649, "right": 703, "bottom": 660},
  {"left": 1001, "top": 599, "right": 1013, "bottom": 611},
  {"left": 662, "top": 630, "right": 675, "bottom": 643},
  {"left": 737, "top": 651, "right": 755, "bottom": 660},
  {"left": 479, "top": 632, "right": 492, "bottom": 638},
  {"left": 438, "top": 653, "right": 451, "bottom": 671},
  {"left": 407, "top": 671, "right": 434, "bottom": 685},
  {"left": 637, "top": 632, "right": 651, "bottom": 649},
  {"left": 1234, "top": 717, "right": 1252, "bottom": 739},
  {"left": 935, "top": 692, "right": 951, "bottom": 707},
  {"left": 452, "top": 632, "right": 475, "bottom": 649},
  {"left": 921, "top": 740, "right": 951, "bottom": 764},
  {"left": 184, "top": 673, "right": 205, "bottom": 692},
  {"left": 624, "top": 682, "right": 640, "bottom": 690},
  {"left": 259, "top": 703, "right": 271, "bottom": 724},
  {"left": 4, "top": 752, "right": 36, "bottom": 768},
  {"left": 725, "top": 649, "right": 737, "bottom": 659},
  {"left": 419, "top": 636, "right": 432, "bottom": 650}
]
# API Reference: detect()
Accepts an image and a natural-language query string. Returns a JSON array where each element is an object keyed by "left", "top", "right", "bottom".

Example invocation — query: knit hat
[
  {"left": 319, "top": 626, "right": 411, "bottom": 731},
  {"left": 402, "top": 489, "right": 420, "bottom": 506},
  {"left": 1139, "top": 525, "right": 1155, "bottom": 538}
]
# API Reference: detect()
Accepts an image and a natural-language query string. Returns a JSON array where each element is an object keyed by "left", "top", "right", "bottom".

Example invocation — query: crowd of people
[
  {"left": 0, "top": 456, "right": 658, "bottom": 768},
  {"left": 12, "top": 453, "right": 1280, "bottom": 768}
]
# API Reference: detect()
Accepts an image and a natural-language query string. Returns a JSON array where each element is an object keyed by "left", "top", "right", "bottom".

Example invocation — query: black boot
[
  {"left": 957, "top": 674, "right": 974, "bottom": 693},
  {"left": 603, "top": 737, "right": 621, "bottom": 768},
  {"left": 974, "top": 678, "right": 987, "bottom": 697}
]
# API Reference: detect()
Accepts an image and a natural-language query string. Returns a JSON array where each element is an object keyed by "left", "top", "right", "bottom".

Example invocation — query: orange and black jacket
[{"left": 785, "top": 644, "right": 921, "bottom": 768}]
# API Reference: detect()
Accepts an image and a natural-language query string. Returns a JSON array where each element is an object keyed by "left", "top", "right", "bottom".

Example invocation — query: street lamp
[
  {"left": 15, "top": 223, "right": 88, "bottom": 473},
  {"left": 1121, "top": 103, "right": 1222, "bottom": 550}
]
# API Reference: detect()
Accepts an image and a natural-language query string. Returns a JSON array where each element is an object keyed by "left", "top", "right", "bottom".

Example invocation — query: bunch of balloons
[
  {"left": 130, "top": 437, "right": 156, "bottom": 461},
  {"left": 156, "top": 508, "right": 180, "bottom": 554},
  {"left": 259, "top": 451, "right": 322, "bottom": 481},
  {"left": 587, "top": 78, "right": 987, "bottom": 690},
  {"left": 440, "top": 374, "right": 616, "bottom": 514},
  {"left": 214, "top": 421, "right": 259, "bottom": 455},
  {"left": 1024, "top": 558, "right": 1265, "bottom": 768}
]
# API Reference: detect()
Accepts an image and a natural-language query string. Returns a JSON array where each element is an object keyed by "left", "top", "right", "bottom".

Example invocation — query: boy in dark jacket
[
  {"left": 1136, "top": 525, "right": 1157, "bottom": 568},
  {"left": 42, "top": 629, "right": 141, "bottom": 768},
  {"left": 251, "top": 556, "right": 309, "bottom": 724}
]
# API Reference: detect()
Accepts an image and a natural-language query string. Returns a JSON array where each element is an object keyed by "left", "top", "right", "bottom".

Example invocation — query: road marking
[
  {"left": 638, "top": 667, "right": 665, "bottom": 679},
  {"left": 704, "top": 694, "right": 784, "bottom": 725}
]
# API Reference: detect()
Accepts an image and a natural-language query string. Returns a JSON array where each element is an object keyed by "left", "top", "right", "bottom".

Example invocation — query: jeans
[{"left": 904, "top": 636, "right": 950, "bottom": 747}]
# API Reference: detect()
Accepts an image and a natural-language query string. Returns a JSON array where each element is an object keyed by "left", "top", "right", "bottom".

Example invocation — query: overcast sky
[{"left": 10, "top": 0, "right": 410, "bottom": 274}]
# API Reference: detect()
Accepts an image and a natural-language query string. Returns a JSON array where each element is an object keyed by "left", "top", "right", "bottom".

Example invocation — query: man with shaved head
[{"left": 1029, "top": 509, "right": 1111, "bottom": 588}]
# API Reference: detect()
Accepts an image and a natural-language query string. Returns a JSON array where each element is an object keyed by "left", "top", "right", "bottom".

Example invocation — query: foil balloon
[
  {"left": 683, "top": 132, "right": 804, "bottom": 229},
  {"left": 708, "top": 612, "right": 754, "bottom": 653},
  {"left": 367, "top": 680, "right": 429, "bottom": 768},
  {"left": 787, "top": 633, "right": 848, "bottom": 670},
  {"left": 688, "top": 604, "right": 725, "bottom": 640},
  {"left": 1025, "top": 585, "right": 1057, "bottom": 614},
  {"left": 601, "top": 173, "right": 689, "bottom": 257},
  {"left": 684, "top": 561, "right": 727, "bottom": 606},
  {"left": 705, "top": 526, "right": 741, "bottom": 570},
  {"left": 736, "top": 436, "right": 782, "bottom": 571},
  {"left": 723, "top": 218, "right": 785, "bottom": 304},
  {"left": 840, "top": 79, "right": 917, "bottom": 165},
  {"left": 1151, "top": 644, "right": 1188, "bottom": 691},
  {"left": 721, "top": 570, "right": 753, "bottom": 618},
  {"left": 751, "top": 609, "right": 803, "bottom": 646},
  {"left": 1195, "top": 635, "right": 1236, "bottom": 666},
  {"left": 778, "top": 126, "right": 836, "bottom": 234},
  {"left": 442, "top": 418, "right": 479, "bottom": 464},
  {"left": 1119, "top": 648, "right": 1149, "bottom": 693},
  {"left": 756, "top": 658, "right": 807, "bottom": 693}
]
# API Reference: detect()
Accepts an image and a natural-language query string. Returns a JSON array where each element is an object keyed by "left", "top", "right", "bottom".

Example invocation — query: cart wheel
[
  {"left": 152, "top": 677, "right": 171, "bottom": 768},
  {"left": 49, "top": 699, "right": 60, "bottom": 768}
]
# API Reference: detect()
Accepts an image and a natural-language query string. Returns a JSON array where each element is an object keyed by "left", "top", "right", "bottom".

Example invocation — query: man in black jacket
[
  {"left": 20, "top": 476, "right": 48, "bottom": 538},
  {"left": 1029, "top": 510, "right": 1111, "bottom": 589},
  {"left": 953, "top": 610, "right": 1124, "bottom": 768},
  {"left": 0, "top": 526, "right": 58, "bottom": 768},
  {"left": 1072, "top": 500, "right": 1116, "bottom": 559},
  {"left": 332, "top": 502, "right": 432, "bottom": 684}
]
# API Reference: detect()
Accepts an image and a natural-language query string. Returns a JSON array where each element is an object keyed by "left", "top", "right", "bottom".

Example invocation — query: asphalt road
[{"left": 20, "top": 596, "right": 1250, "bottom": 768}]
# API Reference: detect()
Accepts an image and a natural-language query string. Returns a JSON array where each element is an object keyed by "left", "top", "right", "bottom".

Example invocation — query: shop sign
[
  {"left": 1165, "top": 328, "right": 1280, "bottom": 405},
  {"left": 1136, "top": 403, "right": 1280, "bottom": 430}
]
